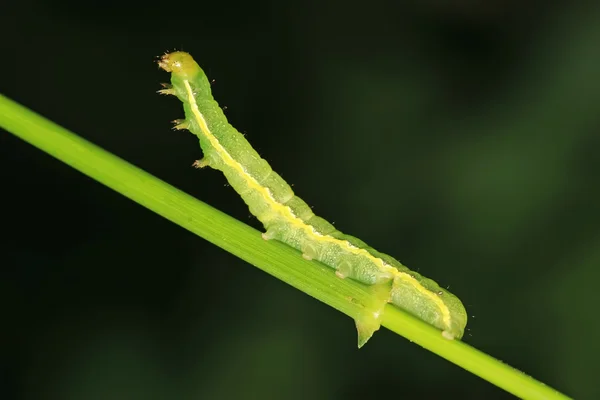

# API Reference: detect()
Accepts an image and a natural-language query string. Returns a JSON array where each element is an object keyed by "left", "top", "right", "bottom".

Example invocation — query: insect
[{"left": 158, "top": 51, "right": 467, "bottom": 347}]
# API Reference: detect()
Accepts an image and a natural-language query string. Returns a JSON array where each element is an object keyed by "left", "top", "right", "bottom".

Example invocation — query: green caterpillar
[{"left": 158, "top": 51, "right": 467, "bottom": 347}]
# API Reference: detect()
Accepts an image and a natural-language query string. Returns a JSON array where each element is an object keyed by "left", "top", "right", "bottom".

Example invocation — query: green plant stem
[{"left": 0, "top": 93, "right": 571, "bottom": 400}]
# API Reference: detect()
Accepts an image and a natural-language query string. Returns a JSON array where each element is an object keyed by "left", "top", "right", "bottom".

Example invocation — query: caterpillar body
[{"left": 158, "top": 51, "right": 467, "bottom": 347}]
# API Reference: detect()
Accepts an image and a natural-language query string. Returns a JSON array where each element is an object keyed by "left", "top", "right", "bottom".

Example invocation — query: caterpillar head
[{"left": 158, "top": 51, "right": 201, "bottom": 80}]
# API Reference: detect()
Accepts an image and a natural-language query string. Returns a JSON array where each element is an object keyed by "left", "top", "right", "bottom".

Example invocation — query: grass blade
[{"left": 0, "top": 93, "right": 571, "bottom": 400}]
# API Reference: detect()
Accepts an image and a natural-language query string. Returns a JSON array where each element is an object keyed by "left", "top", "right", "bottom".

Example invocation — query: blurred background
[{"left": 1, "top": 1, "right": 599, "bottom": 399}]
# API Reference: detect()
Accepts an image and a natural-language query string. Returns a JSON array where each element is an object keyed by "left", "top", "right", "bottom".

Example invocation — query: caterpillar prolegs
[{"left": 158, "top": 52, "right": 467, "bottom": 347}]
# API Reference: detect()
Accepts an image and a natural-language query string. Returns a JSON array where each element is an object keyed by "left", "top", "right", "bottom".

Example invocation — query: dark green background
[{"left": 2, "top": 1, "right": 598, "bottom": 399}]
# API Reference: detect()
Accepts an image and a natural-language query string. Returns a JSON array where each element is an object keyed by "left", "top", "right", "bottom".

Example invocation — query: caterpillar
[{"left": 158, "top": 51, "right": 467, "bottom": 347}]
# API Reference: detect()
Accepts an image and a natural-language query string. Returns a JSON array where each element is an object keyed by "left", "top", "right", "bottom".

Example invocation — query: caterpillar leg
[
  {"left": 301, "top": 242, "right": 319, "bottom": 261},
  {"left": 172, "top": 119, "right": 190, "bottom": 131},
  {"left": 335, "top": 260, "right": 353, "bottom": 280},
  {"left": 355, "top": 283, "right": 391, "bottom": 348},
  {"left": 261, "top": 230, "right": 275, "bottom": 241},
  {"left": 192, "top": 159, "right": 210, "bottom": 169},
  {"left": 157, "top": 83, "right": 175, "bottom": 95}
]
